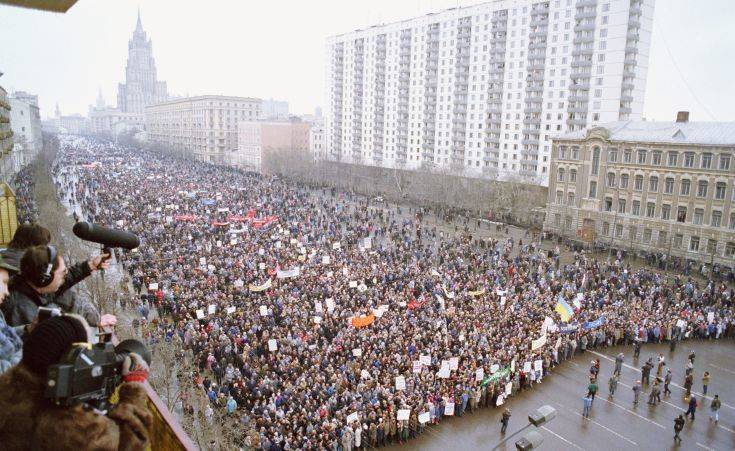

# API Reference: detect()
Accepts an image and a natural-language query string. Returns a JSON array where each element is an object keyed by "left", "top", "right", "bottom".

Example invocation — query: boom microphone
[{"left": 72, "top": 222, "right": 140, "bottom": 250}]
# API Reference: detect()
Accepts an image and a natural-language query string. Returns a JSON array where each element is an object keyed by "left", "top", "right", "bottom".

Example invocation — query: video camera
[{"left": 44, "top": 336, "right": 151, "bottom": 410}]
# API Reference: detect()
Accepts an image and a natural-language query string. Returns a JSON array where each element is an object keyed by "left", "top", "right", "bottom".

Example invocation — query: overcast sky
[{"left": 1, "top": 0, "right": 732, "bottom": 121}]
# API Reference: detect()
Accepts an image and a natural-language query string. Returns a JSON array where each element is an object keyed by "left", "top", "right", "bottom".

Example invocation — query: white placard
[
  {"left": 505, "top": 382, "right": 513, "bottom": 396},
  {"left": 418, "top": 412, "right": 430, "bottom": 424},
  {"left": 676, "top": 319, "right": 686, "bottom": 329},
  {"left": 148, "top": 283, "right": 159, "bottom": 290},
  {"left": 315, "top": 301, "right": 323, "bottom": 313},
  {"left": 199, "top": 257, "right": 206, "bottom": 265},
  {"left": 290, "top": 238, "right": 298, "bottom": 245},
  {"left": 449, "top": 357, "right": 459, "bottom": 370},
  {"left": 258, "top": 248, "right": 265, "bottom": 255},
  {"left": 216, "top": 240, "right": 222, "bottom": 247},
  {"left": 395, "top": 376, "right": 406, "bottom": 390},
  {"left": 346, "top": 412, "right": 358, "bottom": 424},
  {"left": 361, "top": 369, "right": 371, "bottom": 379},
  {"left": 707, "top": 312, "right": 715, "bottom": 323},
  {"left": 349, "top": 281, "right": 358, "bottom": 288},
  {"left": 352, "top": 348, "right": 362, "bottom": 357},
  {"left": 413, "top": 361, "right": 422, "bottom": 373},
  {"left": 397, "top": 409, "right": 410, "bottom": 421},
  {"left": 332, "top": 242, "right": 341, "bottom": 250},
  {"left": 496, "top": 394, "right": 505, "bottom": 406},
  {"left": 226, "top": 306, "right": 236, "bottom": 314},
  {"left": 523, "top": 362, "right": 532, "bottom": 373},
  {"left": 234, "top": 279, "right": 244, "bottom": 288},
  {"left": 313, "top": 316, "right": 322, "bottom": 324},
  {"left": 476, "top": 368, "right": 484, "bottom": 382},
  {"left": 275, "top": 241, "right": 282, "bottom": 249},
  {"left": 196, "top": 309, "right": 204, "bottom": 319},
  {"left": 268, "top": 339, "right": 278, "bottom": 351},
  {"left": 259, "top": 262, "right": 266, "bottom": 270},
  {"left": 511, "top": 359, "right": 516, "bottom": 372},
  {"left": 444, "top": 402, "right": 455, "bottom": 416},
  {"left": 326, "top": 298, "right": 335, "bottom": 313},
  {"left": 322, "top": 255, "right": 331, "bottom": 265},
  {"left": 259, "top": 305, "right": 268, "bottom": 316},
  {"left": 490, "top": 364, "right": 499, "bottom": 374},
  {"left": 420, "top": 355, "right": 431, "bottom": 366},
  {"left": 208, "top": 304, "right": 216, "bottom": 315}
]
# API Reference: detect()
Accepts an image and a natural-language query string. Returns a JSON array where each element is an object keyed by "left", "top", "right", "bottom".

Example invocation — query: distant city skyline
[{"left": 0, "top": 0, "right": 733, "bottom": 122}]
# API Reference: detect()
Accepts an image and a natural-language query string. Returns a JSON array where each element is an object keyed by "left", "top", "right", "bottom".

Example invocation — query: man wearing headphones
[
  {"left": 1, "top": 223, "right": 114, "bottom": 327},
  {"left": 1, "top": 245, "right": 109, "bottom": 329}
]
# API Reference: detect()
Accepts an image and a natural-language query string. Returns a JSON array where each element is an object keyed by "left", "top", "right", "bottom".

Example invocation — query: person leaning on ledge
[
  {"left": 1, "top": 244, "right": 110, "bottom": 329},
  {"left": 0, "top": 315, "right": 152, "bottom": 450}
]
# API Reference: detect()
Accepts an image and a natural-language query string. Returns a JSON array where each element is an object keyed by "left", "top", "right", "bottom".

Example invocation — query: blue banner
[
  {"left": 582, "top": 316, "right": 606, "bottom": 330},
  {"left": 560, "top": 323, "right": 578, "bottom": 334}
]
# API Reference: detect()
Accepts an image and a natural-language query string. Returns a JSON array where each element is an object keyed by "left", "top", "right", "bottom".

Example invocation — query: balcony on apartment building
[
  {"left": 627, "top": 30, "right": 640, "bottom": 41},
  {"left": 453, "top": 114, "right": 467, "bottom": 124},
  {"left": 573, "top": 34, "right": 594, "bottom": 44},
  {"left": 484, "top": 135, "right": 500, "bottom": 144},
  {"left": 577, "top": 0, "right": 598, "bottom": 7},
  {"left": 566, "top": 116, "right": 588, "bottom": 127}
]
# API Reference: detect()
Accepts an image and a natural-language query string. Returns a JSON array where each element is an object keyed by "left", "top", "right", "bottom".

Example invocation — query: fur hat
[{"left": 22, "top": 315, "right": 90, "bottom": 375}]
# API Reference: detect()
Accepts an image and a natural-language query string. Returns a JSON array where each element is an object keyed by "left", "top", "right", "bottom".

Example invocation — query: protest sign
[
  {"left": 352, "top": 348, "right": 362, "bottom": 357},
  {"left": 259, "top": 305, "right": 268, "bottom": 316},
  {"left": 490, "top": 364, "right": 499, "bottom": 374},
  {"left": 397, "top": 409, "right": 410, "bottom": 421},
  {"left": 395, "top": 376, "right": 406, "bottom": 390},
  {"left": 419, "top": 355, "right": 431, "bottom": 365},
  {"left": 534, "top": 359, "right": 543, "bottom": 372},
  {"left": 413, "top": 361, "right": 422, "bottom": 373},
  {"left": 346, "top": 412, "right": 358, "bottom": 424},
  {"left": 444, "top": 402, "right": 455, "bottom": 416},
  {"left": 148, "top": 283, "right": 158, "bottom": 290},
  {"left": 449, "top": 357, "right": 459, "bottom": 370},
  {"left": 523, "top": 362, "right": 532, "bottom": 373},
  {"left": 505, "top": 381, "right": 512, "bottom": 396},
  {"left": 268, "top": 339, "right": 278, "bottom": 352},
  {"left": 196, "top": 309, "right": 204, "bottom": 319},
  {"left": 476, "top": 368, "right": 484, "bottom": 382},
  {"left": 208, "top": 304, "right": 216, "bottom": 315},
  {"left": 226, "top": 306, "right": 236, "bottom": 314},
  {"left": 531, "top": 334, "right": 547, "bottom": 351},
  {"left": 418, "top": 412, "right": 430, "bottom": 424},
  {"left": 322, "top": 255, "right": 331, "bottom": 265}
]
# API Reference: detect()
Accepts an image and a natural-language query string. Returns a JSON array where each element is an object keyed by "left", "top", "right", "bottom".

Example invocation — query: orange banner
[{"left": 351, "top": 314, "right": 376, "bottom": 328}]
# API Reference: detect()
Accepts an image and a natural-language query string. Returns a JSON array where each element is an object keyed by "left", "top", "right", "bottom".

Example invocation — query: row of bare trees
[{"left": 262, "top": 149, "right": 547, "bottom": 228}]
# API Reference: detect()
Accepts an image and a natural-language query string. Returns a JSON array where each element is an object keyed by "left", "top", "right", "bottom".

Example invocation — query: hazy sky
[{"left": 1, "top": 0, "right": 733, "bottom": 121}]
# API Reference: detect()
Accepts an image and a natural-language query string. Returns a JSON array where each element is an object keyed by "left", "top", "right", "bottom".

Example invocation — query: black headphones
[{"left": 35, "top": 245, "right": 58, "bottom": 288}]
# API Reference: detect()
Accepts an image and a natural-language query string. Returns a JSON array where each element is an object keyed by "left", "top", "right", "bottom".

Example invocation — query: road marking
[
  {"left": 596, "top": 395, "right": 666, "bottom": 429},
  {"left": 572, "top": 411, "right": 638, "bottom": 446},
  {"left": 589, "top": 350, "right": 735, "bottom": 410},
  {"left": 710, "top": 363, "right": 735, "bottom": 375},
  {"left": 695, "top": 442, "right": 714, "bottom": 451},
  {"left": 541, "top": 426, "right": 586, "bottom": 451}
]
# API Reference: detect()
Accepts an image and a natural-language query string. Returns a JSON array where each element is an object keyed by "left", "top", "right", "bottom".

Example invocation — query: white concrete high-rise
[{"left": 324, "top": 0, "right": 654, "bottom": 185}]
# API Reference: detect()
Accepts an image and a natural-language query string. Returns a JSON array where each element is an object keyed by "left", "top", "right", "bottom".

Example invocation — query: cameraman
[
  {"left": 1, "top": 223, "right": 115, "bottom": 327},
  {"left": 1, "top": 243, "right": 111, "bottom": 329},
  {"left": 0, "top": 315, "right": 152, "bottom": 450}
]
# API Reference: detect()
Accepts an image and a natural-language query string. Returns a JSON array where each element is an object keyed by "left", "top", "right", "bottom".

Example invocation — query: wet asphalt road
[{"left": 386, "top": 340, "right": 735, "bottom": 451}]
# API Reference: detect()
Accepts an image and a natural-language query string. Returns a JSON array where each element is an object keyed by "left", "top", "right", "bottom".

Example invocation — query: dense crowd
[
  {"left": 54, "top": 136, "right": 734, "bottom": 450},
  {"left": 10, "top": 165, "right": 39, "bottom": 224}
]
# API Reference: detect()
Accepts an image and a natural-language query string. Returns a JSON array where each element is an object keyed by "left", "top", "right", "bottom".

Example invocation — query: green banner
[{"left": 482, "top": 367, "right": 511, "bottom": 386}]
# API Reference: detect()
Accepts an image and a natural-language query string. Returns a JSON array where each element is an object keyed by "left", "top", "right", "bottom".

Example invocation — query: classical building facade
[
  {"left": 235, "top": 119, "right": 310, "bottom": 171},
  {"left": 309, "top": 124, "right": 326, "bottom": 160},
  {"left": 117, "top": 11, "right": 168, "bottom": 130},
  {"left": 325, "top": 0, "right": 654, "bottom": 185},
  {"left": 545, "top": 115, "right": 735, "bottom": 265},
  {"left": 145, "top": 95, "right": 262, "bottom": 164}
]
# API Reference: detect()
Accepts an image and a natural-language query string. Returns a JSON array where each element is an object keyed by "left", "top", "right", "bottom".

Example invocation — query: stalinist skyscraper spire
[{"left": 116, "top": 9, "right": 167, "bottom": 128}]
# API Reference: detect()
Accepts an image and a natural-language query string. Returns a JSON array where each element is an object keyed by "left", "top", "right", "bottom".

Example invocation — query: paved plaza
[{"left": 391, "top": 340, "right": 735, "bottom": 451}]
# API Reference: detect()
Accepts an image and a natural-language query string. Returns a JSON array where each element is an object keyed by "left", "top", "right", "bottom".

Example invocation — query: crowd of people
[
  {"left": 10, "top": 165, "right": 39, "bottom": 225},
  {"left": 25, "top": 135, "right": 735, "bottom": 449}
]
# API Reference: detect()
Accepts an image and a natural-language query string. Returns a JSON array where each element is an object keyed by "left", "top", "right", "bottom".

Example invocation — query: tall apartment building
[
  {"left": 545, "top": 114, "right": 735, "bottom": 266},
  {"left": 145, "top": 95, "right": 262, "bottom": 164},
  {"left": 324, "top": 0, "right": 654, "bottom": 185}
]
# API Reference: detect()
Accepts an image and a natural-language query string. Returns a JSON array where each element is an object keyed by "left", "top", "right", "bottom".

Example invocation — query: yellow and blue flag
[{"left": 555, "top": 297, "right": 574, "bottom": 323}]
